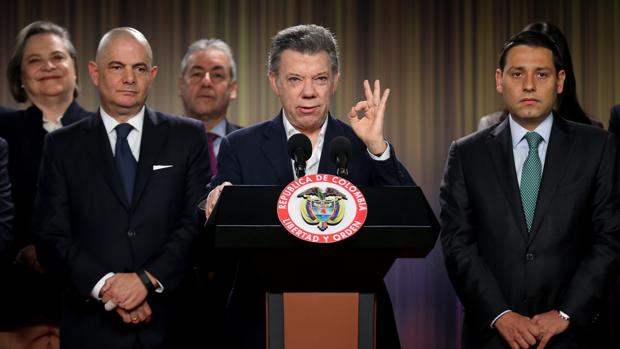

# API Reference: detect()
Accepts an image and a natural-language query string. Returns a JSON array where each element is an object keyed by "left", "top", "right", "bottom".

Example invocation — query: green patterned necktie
[{"left": 520, "top": 131, "right": 544, "bottom": 232}]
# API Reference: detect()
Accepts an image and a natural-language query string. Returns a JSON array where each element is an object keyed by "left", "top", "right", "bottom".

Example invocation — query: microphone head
[
  {"left": 287, "top": 133, "right": 312, "bottom": 160},
  {"left": 329, "top": 136, "right": 352, "bottom": 163}
]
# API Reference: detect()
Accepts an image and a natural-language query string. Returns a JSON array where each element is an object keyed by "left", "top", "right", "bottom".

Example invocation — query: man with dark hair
[
  {"left": 441, "top": 30, "right": 620, "bottom": 349},
  {"left": 33, "top": 27, "right": 210, "bottom": 349},
  {"left": 203, "top": 24, "right": 414, "bottom": 348}
]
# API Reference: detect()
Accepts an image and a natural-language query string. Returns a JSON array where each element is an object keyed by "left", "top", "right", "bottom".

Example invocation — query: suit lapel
[
  {"left": 318, "top": 114, "right": 343, "bottom": 175},
  {"left": 260, "top": 112, "right": 294, "bottom": 184},
  {"left": 84, "top": 112, "right": 129, "bottom": 210},
  {"left": 132, "top": 108, "right": 168, "bottom": 208},
  {"left": 487, "top": 120, "right": 529, "bottom": 241},
  {"left": 528, "top": 118, "right": 574, "bottom": 241}
]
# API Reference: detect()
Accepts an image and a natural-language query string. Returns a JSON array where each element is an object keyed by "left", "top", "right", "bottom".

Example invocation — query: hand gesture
[{"left": 348, "top": 80, "right": 390, "bottom": 155}]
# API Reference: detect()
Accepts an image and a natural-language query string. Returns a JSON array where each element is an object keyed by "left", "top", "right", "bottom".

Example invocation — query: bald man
[{"left": 32, "top": 27, "right": 210, "bottom": 349}]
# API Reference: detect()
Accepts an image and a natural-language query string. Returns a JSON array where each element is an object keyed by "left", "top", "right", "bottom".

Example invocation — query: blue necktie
[
  {"left": 115, "top": 124, "right": 137, "bottom": 203},
  {"left": 520, "top": 132, "right": 543, "bottom": 232}
]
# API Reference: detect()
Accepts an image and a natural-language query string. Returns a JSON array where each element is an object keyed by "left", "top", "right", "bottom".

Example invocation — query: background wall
[{"left": 1, "top": 0, "right": 619, "bottom": 347}]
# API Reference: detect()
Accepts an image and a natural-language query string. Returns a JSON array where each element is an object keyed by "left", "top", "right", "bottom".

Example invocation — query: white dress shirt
[
  {"left": 90, "top": 106, "right": 163, "bottom": 300},
  {"left": 281, "top": 111, "right": 391, "bottom": 179}
]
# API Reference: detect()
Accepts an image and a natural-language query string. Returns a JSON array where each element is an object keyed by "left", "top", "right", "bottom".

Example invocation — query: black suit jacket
[
  {"left": 0, "top": 101, "right": 89, "bottom": 252},
  {"left": 608, "top": 105, "right": 620, "bottom": 136},
  {"left": 207, "top": 111, "right": 414, "bottom": 348},
  {"left": 440, "top": 117, "right": 620, "bottom": 348},
  {"left": 0, "top": 138, "right": 13, "bottom": 263},
  {"left": 33, "top": 108, "right": 211, "bottom": 349},
  {"left": 224, "top": 118, "right": 241, "bottom": 135}
]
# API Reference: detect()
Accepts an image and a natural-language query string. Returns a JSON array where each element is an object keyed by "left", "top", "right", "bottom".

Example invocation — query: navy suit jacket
[
  {"left": 440, "top": 117, "right": 620, "bottom": 348},
  {"left": 33, "top": 107, "right": 211, "bottom": 349},
  {"left": 209, "top": 111, "right": 413, "bottom": 188},
  {"left": 0, "top": 138, "right": 13, "bottom": 263}
]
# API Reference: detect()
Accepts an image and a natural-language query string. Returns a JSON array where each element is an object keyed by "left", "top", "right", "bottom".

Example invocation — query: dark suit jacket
[
  {"left": 0, "top": 138, "right": 13, "bottom": 263},
  {"left": 608, "top": 105, "right": 620, "bottom": 136},
  {"left": 0, "top": 101, "right": 89, "bottom": 326},
  {"left": 207, "top": 111, "right": 414, "bottom": 348},
  {"left": 210, "top": 111, "right": 412, "bottom": 187},
  {"left": 0, "top": 101, "right": 89, "bottom": 252},
  {"left": 33, "top": 107, "right": 210, "bottom": 349},
  {"left": 0, "top": 106, "right": 15, "bottom": 114},
  {"left": 440, "top": 117, "right": 620, "bottom": 348},
  {"left": 224, "top": 118, "right": 241, "bottom": 135}
]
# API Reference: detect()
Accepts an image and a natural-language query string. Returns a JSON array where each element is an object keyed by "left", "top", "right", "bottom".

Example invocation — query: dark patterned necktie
[
  {"left": 520, "top": 131, "right": 543, "bottom": 232},
  {"left": 207, "top": 132, "right": 219, "bottom": 177},
  {"left": 115, "top": 123, "right": 137, "bottom": 203}
]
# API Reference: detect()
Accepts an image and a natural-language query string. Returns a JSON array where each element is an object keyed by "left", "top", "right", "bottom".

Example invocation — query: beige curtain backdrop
[{"left": 1, "top": 0, "right": 619, "bottom": 347}]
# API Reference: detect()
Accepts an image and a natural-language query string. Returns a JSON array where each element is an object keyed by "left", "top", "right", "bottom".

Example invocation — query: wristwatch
[{"left": 558, "top": 310, "right": 570, "bottom": 321}]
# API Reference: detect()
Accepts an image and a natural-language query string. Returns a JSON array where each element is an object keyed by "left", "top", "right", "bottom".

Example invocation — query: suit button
[
  {"left": 127, "top": 230, "right": 136, "bottom": 238},
  {"left": 525, "top": 253, "right": 535, "bottom": 261}
]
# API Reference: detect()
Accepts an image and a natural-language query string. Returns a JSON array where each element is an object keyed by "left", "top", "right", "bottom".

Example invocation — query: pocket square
[{"left": 153, "top": 165, "right": 173, "bottom": 171}]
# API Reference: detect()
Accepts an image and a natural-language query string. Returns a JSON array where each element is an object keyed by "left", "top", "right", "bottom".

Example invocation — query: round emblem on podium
[{"left": 277, "top": 174, "right": 368, "bottom": 243}]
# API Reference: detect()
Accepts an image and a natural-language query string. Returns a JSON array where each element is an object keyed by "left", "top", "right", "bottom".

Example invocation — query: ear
[
  {"left": 150, "top": 66, "right": 158, "bottom": 80},
  {"left": 88, "top": 61, "right": 99, "bottom": 87},
  {"left": 229, "top": 80, "right": 238, "bottom": 100},
  {"left": 495, "top": 68, "right": 503, "bottom": 94},
  {"left": 268, "top": 71, "right": 280, "bottom": 96},
  {"left": 177, "top": 78, "right": 185, "bottom": 97},
  {"left": 331, "top": 72, "right": 340, "bottom": 94},
  {"left": 556, "top": 69, "right": 566, "bottom": 94}
]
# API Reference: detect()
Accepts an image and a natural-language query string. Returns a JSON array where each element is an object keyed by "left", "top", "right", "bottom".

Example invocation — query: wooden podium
[{"left": 205, "top": 185, "right": 439, "bottom": 348}]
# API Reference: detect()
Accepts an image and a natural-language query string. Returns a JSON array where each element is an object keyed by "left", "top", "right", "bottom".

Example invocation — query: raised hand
[{"left": 348, "top": 80, "right": 390, "bottom": 155}]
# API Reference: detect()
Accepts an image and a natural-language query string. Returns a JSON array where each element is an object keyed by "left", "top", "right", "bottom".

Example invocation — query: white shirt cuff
[
  {"left": 490, "top": 309, "right": 512, "bottom": 328},
  {"left": 367, "top": 141, "right": 391, "bottom": 160},
  {"left": 91, "top": 272, "right": 115, "bottom": 300}
]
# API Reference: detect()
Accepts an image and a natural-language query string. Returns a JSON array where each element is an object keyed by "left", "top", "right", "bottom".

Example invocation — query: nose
[
  {"left": 122, "top": 67, "right": 136, "bottom": 84},
  {"left": 522, "top": 72, "right": 535, "bottom": 92},
  {"left": 201, "top": 72, "right": 213, "bottom": 86},
  {"left": 301, "top": 79, "right": 317, "bottom": 98},
  {"left": 41, "top": 58, "right": 56, "bottom": 71}
]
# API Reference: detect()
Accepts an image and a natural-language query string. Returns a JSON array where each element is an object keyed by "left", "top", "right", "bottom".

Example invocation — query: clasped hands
[
  {"left": 100, "top": 272, "right": 155, "bottom": 325},
  {"left": 495, "top": 310, "right": 570, "bottom": 349}
]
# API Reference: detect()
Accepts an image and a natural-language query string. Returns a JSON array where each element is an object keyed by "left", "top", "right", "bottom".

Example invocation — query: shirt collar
[
  {"left": 282, "top": 109, "right": 329, "bottom": 141},
  {"left": 208, "top": 118, "right": 227, "bottom": 138},
  {"left": 509, "top": 112, "right": 553, "bottom": 149},
  {"left": 100, "top": 106, "right": 145, "bottom": 135}
]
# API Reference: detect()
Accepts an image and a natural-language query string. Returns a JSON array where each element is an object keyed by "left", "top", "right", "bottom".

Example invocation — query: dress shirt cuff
[
  {"left": 559, "top": 310, "right": 570, "bottom": 321},
  {"left": 154, "top": 280, "right": 164, "bottom": 293},
  {"left": 490, "top": 309, "right": 512, "bottom": 329},
  {"left": 91, "top": 272, "right": 115, "bottom": 300},
  {"left": 367, "top": 141, "right": 391, "bottom": 160}
]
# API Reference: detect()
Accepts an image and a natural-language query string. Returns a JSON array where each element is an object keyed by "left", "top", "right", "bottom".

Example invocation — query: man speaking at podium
[{"left": 203, "top": 24, "right": 414, "bottom": 348}]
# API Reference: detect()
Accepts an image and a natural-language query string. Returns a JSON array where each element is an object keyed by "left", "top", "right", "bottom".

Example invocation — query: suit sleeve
[
  {"left": 145, "top": 124, "right": 211, "bottom": 291},
  {"left": 33, "top": 134, "right": 110, "bottom": 297},
  {"left": 0, "top": 139, "right": 13, "bottom": 263},
  {"left": 368, "top": 143, "right": 416, "bottom": 186},
  {"left": 559, "top": 133, "right": 620, "bottom": 328},
  {"left": 440, "top": 141, "right": 509, "bottom": 327},
  {"left": 200, "top": 135, "right": 242, "bottom": 201},
  {"left": 609, "top": 106, "right": 620, "bottom": 136}
]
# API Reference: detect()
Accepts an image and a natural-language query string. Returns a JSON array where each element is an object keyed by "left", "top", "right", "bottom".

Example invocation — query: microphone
[
  {"left": 330, "top": 136, "right": 352, "bottom": 177},
  {"left": 287, "top": 133, "right": 312, "bottom": 178}
]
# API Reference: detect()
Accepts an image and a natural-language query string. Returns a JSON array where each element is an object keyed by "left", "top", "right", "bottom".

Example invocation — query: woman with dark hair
[
  {"left": 478, "top": 21, "right": 602, "bottom": 130},
  {"left": 0, "top": 21, "right": 90, "bottom": 349}
]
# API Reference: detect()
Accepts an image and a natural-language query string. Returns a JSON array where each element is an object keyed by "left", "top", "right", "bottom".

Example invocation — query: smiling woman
[{"left": 0, "top": 20, "right": 91, "bottom": 349}]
